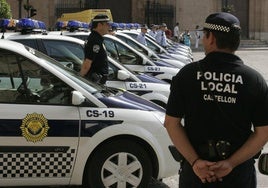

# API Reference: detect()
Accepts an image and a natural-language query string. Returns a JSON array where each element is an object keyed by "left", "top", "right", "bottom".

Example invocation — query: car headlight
[{"left": 152, "top": 111, "right": 165, "bottom": 125}]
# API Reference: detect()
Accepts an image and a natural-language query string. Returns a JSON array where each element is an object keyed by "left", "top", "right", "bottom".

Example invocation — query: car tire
[{"left": 85, "top": 139, "right": 153, "bottom": 188}]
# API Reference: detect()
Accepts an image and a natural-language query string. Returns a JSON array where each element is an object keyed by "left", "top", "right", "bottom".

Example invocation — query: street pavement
[{"left": 162, "top": 48, "right": 268, "bottom": 188}]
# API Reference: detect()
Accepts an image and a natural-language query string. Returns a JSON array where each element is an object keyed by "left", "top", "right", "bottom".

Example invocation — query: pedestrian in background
[
  {"left": 80, "top": 14, "right": 111, "bottom": 85},
  {"left": 164, "top": 12, "right": 268, "bottom": 188},
  {"left": 173, "top": 22, "right": 180, "bottom": 42},
  {"left": 181, "top": 30, "right": 191, "bottom": 47},
  {"left": 165, "top": 27, "right": 173, "bottom": 40},
  {"left": 194, "top": 25, "right": 201, "bottom": 49},
  {"left": 136, "top": 24, "right": 148, "bottom": 46}
]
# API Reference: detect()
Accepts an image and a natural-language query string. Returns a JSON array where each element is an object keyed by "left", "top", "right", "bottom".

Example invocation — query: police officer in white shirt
[
  {"left": 136, "top": 24, "right": 148, "bottom": 46},
  {"left": 148, "top": 24, "right": 158, "bottom": 39},
  {"left": 155, "top": 23, "right": 168, "bottom": 48}
]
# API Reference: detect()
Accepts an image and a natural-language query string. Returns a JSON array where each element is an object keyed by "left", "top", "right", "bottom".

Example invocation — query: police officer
[
  {"left": 148, "top": 24, "right": 157, "bottom": 39},
  {"left": 155, "top": 23, "right": 168, "bottom": 48},
  {"left": 164, "top": 12, "right": 268, "bottom": 188},
  {"left": 80, "top": 14, "right": 111, "bottom": 84},
  {"left": 136, "top": 24, "right": 148, "bottom": 46}
]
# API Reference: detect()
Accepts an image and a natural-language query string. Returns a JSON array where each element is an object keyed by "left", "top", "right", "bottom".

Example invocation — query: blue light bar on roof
[
  {"left": 81, "top": 22, "right": 89, "bottom": 29},
  {"left": 18, "top": 18, "right": 46, "bottom": 30},
  {"left": 0, "top": 19, "right": 18, "bottom": 30},
  {"left": 134, "top": 23, "right": 140, "bottom": 29},
  {"left": 37, "top": 21, "right": 46, "bottom": 29},
  {"left": 118, "top": 23, "right": 126, "bottom": 29},
  {"left": 55, "top": 21, "right": 68, "bottom": 30},
  {"left": 67, "top": 20, "right": 82, "bottom": 29},
  {"left": 67, "top": 20, "right": 89, "bottom": 30},
  {"left": 18, "top": 18, "right": 34, "bottom": 29},
  {"left": 111, "top": 22, "right": 119, "bottom": 29},
  {"left": 126, "top": 23, "right": 134, "bottom": 29},
  {"left": 103, "top": 22, "right": 140, "bottom": 30},
  {"left": 55, "top": 20, "right": 90, "bottom": 31},
  {"left": 0, "top": 19, "right": 10, "bottom": 28}
]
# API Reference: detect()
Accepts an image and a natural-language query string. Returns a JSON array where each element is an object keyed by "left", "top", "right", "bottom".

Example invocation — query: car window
[
  {"left": 42, "top": 40, "right": 84, "bottom": 70},
  {"left": 123, "top": 32, "right": 137, "bottom": 39},
  {"left": 103, "top": 38, "right": 119, "bottom": 60},
  {"left": 116, "top": 35, "right": 148, "bottom": 56},
  {"left": 122, "top": 32, "right": 161, "bottom": 54},
  {"left": 146, "top": 39, "right": 161, "bottom": 53},
  {"left": 104, "top": 38, "right": 142, "bottom": 65},
  {"left": 0, "top": 49, "right": 73, "bottom": 105},
  {"left": 107, "top": 62, "right": 117, "bottom": 80},
  {"left": 13, "top": 39, "right": 38, "bottom": 50}
]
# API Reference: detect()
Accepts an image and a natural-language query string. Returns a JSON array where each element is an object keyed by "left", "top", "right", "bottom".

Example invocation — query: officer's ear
[{"left": 204, "top": 30, "right": 215, "bottom": 44}]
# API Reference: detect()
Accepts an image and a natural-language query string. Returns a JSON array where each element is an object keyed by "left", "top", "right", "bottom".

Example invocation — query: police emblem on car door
[{"left": 0, "top": 50, "right": 79, "bottom": 184}]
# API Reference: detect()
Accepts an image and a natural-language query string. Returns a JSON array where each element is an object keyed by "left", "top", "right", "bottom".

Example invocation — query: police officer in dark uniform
[
  {"left": 80, "top": 14, "right": 111, "bottom": 84},
  {"left": 164, "top": 12, "right": 268, "bottom": 188}
]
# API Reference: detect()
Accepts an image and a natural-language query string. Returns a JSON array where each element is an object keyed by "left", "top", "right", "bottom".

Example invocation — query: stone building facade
[
  {"left": 175, "top": 0, "right": 268, "bottom": 41},
  {"left": 5, "top": 0, "right": 268, "bottom": 41}
]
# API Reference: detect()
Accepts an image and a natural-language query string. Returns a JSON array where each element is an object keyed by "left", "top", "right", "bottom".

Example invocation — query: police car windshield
[
  {"left": 24, "top": 46, "right": 104, "bottom": 93},
  {"left": 109, "top": 56, "right": 136, "bottom": 74}
]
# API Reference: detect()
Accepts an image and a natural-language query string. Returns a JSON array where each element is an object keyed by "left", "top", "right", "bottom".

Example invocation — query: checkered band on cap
[{"left": 204, "top": 23, "right": 230, "bottom": 32}]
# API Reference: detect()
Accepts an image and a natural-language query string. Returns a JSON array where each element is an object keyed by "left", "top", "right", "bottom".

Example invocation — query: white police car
[
  {"left": 107, "top": 57, "right": 170, "bottom": 107},
  {"left": 3, "top": 19, "right": 180, "bottom": 81},
  {"left": 103, "top": 34, "right": 179, "bottom": 83},
  {"left": 115, "top": 31, "right": 187, "bottom": 69},
  {"left": 119, "top": 30, "right": 193, "bottom": 63},
  {"left": 1, "top": 21, "right": 172, "bottom": 108},
  {"left": 118, "top": 29, "right": 193, "bottom": 58},
  {"left": 49, "top": 21, "right": 180, "bottom": 83},
  {"left": 0, "top": 39, "right": 180, "bottom": 187},
  {"left": 53, "top": 21, "right": 187, "bottom": 69}
]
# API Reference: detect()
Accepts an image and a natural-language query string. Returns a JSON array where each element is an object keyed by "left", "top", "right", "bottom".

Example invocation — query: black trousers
[{"left": 179, "top": 159, "right": 256, "bottom": 188}]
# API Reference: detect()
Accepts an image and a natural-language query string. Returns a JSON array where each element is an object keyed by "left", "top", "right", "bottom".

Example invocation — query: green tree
[
  {"left": 0, "top": 0, "right": 12, "bottom": 18},
  {"left": 222, "top": 4, "right": 235, "bottom": 13}
]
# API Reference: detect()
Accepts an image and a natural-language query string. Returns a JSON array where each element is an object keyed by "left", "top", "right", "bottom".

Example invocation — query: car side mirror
[
  {"left": 61, "top": 62, "right": 74, "bottom": 69},
  {"left": 117, "top": 70, "right": 130, "bottom": 80},
  {"left": 258, "top": 153, "right": 268, "bottom": 175},
  {"left": 72, "top": 91, "right": 85, "bottom": 105}
]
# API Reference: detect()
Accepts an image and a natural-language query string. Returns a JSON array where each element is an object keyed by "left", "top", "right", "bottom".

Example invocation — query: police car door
[{"left": 0, "top": 50, "right": 79, "bottom": 186}]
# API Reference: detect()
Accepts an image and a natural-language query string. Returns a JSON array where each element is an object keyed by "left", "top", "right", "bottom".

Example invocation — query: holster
[
  {"left": 197, "top": 140, "right": 232, "bottom": 161},
  {"left": 89, "top": 73, "right": 107, "bottom": 85},
  {"left": 168, "top": 145, "right": 184, "bottom": 163}
]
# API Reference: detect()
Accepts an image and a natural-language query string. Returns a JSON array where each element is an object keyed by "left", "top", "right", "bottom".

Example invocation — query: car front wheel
[{"left": 85, "top": 139, "right": 153, "bottom": 188}]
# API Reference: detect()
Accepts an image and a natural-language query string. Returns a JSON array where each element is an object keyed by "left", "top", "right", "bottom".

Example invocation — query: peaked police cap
[{"left": 203, "top": 12, "right": 241, "bottom": 33}]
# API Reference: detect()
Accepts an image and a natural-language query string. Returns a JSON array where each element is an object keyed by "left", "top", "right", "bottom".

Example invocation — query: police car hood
[
  {"left": 136, "top": 73, "right": 168, "bottom": 84},
  {"left": 153, "top": 59, "right": 177, "bottom": 68},
  {"left": 99, "top": 90, "right": 165, "bottom": 112}
]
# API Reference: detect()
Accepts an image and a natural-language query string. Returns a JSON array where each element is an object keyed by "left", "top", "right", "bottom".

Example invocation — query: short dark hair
[
  {"left": 203, "top": 12, "right": 241, "bottom": 51},
  {"left": 91, "top": 21, "right": 107, "bottom": 29},
  {"left": 204, "top": 29, "right": 240, "bottom": 51}
]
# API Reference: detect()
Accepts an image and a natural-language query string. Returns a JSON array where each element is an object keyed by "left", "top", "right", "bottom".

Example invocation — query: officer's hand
[
  {"left": 209, "top": 160, "right": 233, "bottom": 181},
  {"left": 192, "top": 159, "right": 216, "bottom": 183}
]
